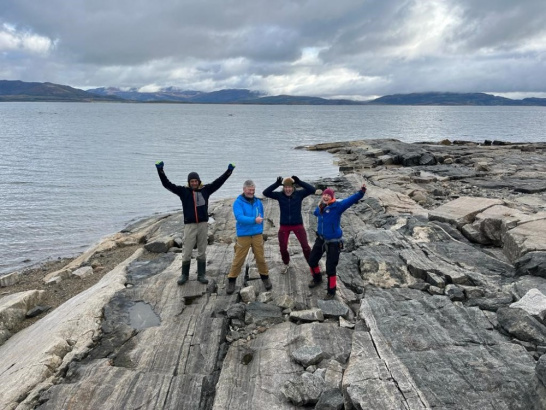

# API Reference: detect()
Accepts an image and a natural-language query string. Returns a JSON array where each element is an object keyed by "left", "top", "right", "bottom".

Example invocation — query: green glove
[
  {"left": 228, "top": 163, "right": 235, "bottom": 171},
  {"left": 155, "top": 161, "right": 164, "bottom": 169}
]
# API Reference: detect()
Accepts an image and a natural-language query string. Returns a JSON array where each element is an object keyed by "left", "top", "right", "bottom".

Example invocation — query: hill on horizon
[{"left": 2, "top": 80, "right": 546, "bottom": 106}]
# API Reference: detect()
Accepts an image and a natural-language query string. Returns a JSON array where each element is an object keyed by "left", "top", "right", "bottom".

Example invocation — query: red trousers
[{"left": 278, "top": 224, "right": 311, "bottom": 265}]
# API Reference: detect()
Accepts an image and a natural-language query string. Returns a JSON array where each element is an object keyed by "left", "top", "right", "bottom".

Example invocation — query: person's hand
[
  {"left": 276, "top": 176, "right": 283, "bottom": 185},
  {"left": 255, "top": 215, "right": 264, "bottom": 224},
  {"left": 361, "top": 183, "right": 367, "bottom": 193},
  {"left": 228, "top": 163, "right": 235, "bottom": 171},
  {"left": 155, "top": 161, "right": 164, "bottom": 169},
  {"left": 291, "top": 175, "right": 300, "bottom": 183}
]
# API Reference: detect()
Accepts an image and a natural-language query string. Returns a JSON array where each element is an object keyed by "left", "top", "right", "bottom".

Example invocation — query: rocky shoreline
[{"left": 1, "top": 138, "right": 546, "bottom": 409}]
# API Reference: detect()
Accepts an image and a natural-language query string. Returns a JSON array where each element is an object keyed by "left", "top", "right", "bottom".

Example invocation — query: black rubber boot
[
  {"left": 178, "top": 262, "right": 190, "bottom": 285},
  {"left": 226, "top": 278, "right": 236, "bottom": 294},
  {"left": 308, "top": 273, "right": 323, "bottom": 288},
  {"left": 260, "top": 274, "right": 272, "bottom": 291},
  {"left": 197, "top": 260, "right": 209, "bottom": 284}
]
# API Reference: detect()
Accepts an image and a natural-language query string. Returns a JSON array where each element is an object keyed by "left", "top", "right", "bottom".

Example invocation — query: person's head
[
  {"left": 282, "top": 177, "right": 295, "bottom": 196},
  {"left": 187, "top": 172, "right": 201, "bottom": 190},
  {"left": 322, "top": 188, "right": 335, "bottom": 203},
  {"left": 243, "top": 180, "right": 256, "bottom": 199}
]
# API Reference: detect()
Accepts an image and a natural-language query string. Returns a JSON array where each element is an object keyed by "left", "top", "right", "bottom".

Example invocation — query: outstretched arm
[
  {"left": 206, "top": 163, "right": 235, "bottom": 195},
  {"left": 338, "top": 184, "right": 367, "bottom": 213},
  {"left": 155, "top": 161, "right": 183, "bottom": 195}
]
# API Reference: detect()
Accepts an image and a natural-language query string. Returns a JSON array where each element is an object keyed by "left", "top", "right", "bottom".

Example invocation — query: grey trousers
[{"left": 182, "top": 222, "right": 209, "bottom": 263}]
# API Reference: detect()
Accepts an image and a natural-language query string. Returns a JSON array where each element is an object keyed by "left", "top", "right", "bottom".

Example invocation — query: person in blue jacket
[
  {"left": 308, "top": 183, "right": 367, "bottom": 299},
  {"left": 156, "top": 161, "right": 235, "bottom": 285},
  {"left": 263, "top": 176, "right": 317, "bottom": 274},
  {"left": 226, "top": 180, "right": 271, "bottom": 295}
]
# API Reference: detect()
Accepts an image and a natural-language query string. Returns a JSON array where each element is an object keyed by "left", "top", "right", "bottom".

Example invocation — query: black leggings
[{"left": 308, "top": 237, "right": 341, "bottom": 293}]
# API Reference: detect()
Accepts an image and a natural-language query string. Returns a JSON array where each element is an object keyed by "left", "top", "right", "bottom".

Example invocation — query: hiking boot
[
  {"left": 308, "top": 274, "right": 323, "bottom": 288},
  {"left": 178, "top": 262, "right": 190, "bottom": 285},
  {"left": 226, "top": 279, "right": 236, "bottom": 295},
  {"left": 197, "top": 260, "right": 209, "bottom": 284},
  {"left": 324, "top": 292, "right": 336, "bottom": 300},
  {"left": 280, "top": 263, "right": 290, "bottom": 275},
  {"left": 262, "top": 276, "right": 272, "bottom": 291}
]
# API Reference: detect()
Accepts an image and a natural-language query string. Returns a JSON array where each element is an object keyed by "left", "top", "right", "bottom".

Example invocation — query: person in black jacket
[
  {"left": 155, "top": 161, "right": 235, "bottom": 285},
  {"left": 263, "top": 176, "right": 317, "bottom": 274}
]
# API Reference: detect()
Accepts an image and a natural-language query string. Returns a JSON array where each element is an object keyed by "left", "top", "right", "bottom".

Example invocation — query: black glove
[
  {"left": 361, "top": 184, "right": 367, "bottom": 194},
  {"left": 155, "top": 161, "right": 164, "bottom": 170},
  {"left": 276, "top": 176, "right": 283, "bottom": 185},
  {"left": 291, "top": 175, "right": 300, "bottom": 183}
]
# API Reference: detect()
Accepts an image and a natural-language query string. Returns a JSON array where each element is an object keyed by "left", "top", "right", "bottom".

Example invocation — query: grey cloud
[{"left": 1, "top": 0, "right": 546, "bottom": 97}]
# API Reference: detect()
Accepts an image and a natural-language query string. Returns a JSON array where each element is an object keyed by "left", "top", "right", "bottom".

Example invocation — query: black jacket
[
  {"left": 263, "top": 179, "right": 316, "bottom": 226},
  {"left": 157, "top": 168, "right": 232, "bottom": 224}
]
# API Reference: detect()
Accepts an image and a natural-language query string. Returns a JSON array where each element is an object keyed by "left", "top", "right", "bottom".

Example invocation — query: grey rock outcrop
[{"left": 2, "top": 139, "right": 546, "bottom": 409}]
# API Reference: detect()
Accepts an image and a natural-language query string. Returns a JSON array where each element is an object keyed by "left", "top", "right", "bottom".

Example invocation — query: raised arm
[
  {"left": 155, "top": 161, "right": 183, "bottom": 195},
  {"left": 262, "top": 176, "right": 283, "bottom": 199},
  {"left": 291, "top": 176, "right": 316, "bottom": 197},
  {"left": 338, "top": 184, "right": 367, "bottom": 213},
  {"left": 205, "top": 163, "right": 236, "bottom": 195}
]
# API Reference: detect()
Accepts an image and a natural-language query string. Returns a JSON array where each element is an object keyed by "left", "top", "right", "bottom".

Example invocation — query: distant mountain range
[
  {"left": 0, "top": 80, "right": 121, "bottom": 102},
  {"left": 2, "top": 80, "right": 546, "bottom": 106}
]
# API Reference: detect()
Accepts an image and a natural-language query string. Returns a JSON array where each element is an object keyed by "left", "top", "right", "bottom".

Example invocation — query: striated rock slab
[
  {"left": 504, "top": 218, "right": 546, "bottom": 262},
  {"left": 0, "top": 290, "right": 45, "bottom": 346},
  {"left": 428, "top": 196, "right": 504, "bottom": 228},
  {"left": 359, "top": 287, "right": 546, "bottom": 409}
]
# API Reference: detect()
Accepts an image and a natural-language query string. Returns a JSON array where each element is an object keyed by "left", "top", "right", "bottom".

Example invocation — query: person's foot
[
  {"left": 262, "top": 277, "right": 272, "bottom": 291},
  {"left": 281, "top": 263, "right": 290, "bottom": 274},
  {"left": 197, "top": 275, "right": 209, "bottom": 284},
  {"left": 324, "top": 292, "right": 336, "bottom": 300},
  {"left": 226, "top": 280, "right": 236, "bottom": 295},
  {"left": 308, "top": 278, "right": 322, "bottom": 288},
  {"left": 177, "top": 274, "right": 189, "bottom": 286}
]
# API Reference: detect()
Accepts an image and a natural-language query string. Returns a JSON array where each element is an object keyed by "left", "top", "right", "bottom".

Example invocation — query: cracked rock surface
[{"left": 1, "top": 139, "right": 546, "bottom": 409}]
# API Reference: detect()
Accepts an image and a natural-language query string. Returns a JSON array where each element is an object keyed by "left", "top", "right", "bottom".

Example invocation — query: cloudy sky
[{"left": 2, "top": 0, "right": 546, "bottom": 100}]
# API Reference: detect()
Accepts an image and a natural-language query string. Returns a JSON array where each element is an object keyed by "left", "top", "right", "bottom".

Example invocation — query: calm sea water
[{"left": 1, "top": 103, "right": 545, "bottom": 275}]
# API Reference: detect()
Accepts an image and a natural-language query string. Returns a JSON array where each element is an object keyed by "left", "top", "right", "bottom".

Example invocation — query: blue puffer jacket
[
  {"left": 263, "top": 179, "right": 316, "bottom": 226},
  {"left": 314, "top": 190, "right": 364, "bottom": 240},
  {"left": 233, "top": 194, "right": 265, "bottom": 237}
]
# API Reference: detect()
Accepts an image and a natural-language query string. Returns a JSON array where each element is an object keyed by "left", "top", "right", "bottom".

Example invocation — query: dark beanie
[{"left": 187, "top": 172, "right": 201, "bottom": 182}]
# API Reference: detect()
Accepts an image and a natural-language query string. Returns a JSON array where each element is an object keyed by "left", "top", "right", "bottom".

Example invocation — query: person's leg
[
  {"left": 308, "top": 237, "right": 325, "bottom": 287},
  {"left": 179, "top": 224, "right": 198, "bottom": 284},
  {"left": 195, "top": 222, "right": 209, "bottom": 261},
  {"left": 251, "top": 234, "right": 269, "bottom": 275},
  {"left": 293, "top": 224, "right": 311, "bottom": 262},
  {"left": 325, "top": 242, "right": 341, "bottom": 297},
  {"left": 195, "top": 222, "right": 209, "bottom": 284},
  {"left": 227, "top": 236, "right": 252, "bottom": 294},
  {"left": 278, "top": 225, "right": 291, "bottom": 266},
  {"left": 228, "top": 236, "right": 252, "bottom": 279},
  {"left": 182, "top": 224, "right": 197, "bottom": 263}
]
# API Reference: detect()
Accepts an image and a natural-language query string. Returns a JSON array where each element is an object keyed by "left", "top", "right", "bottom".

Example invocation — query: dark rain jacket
[
  {"left": 157, "top": 168, "right": 232, "bottom": 224},
  {"left": 262, "top": 179, "right": 316, "bottom": 226}
]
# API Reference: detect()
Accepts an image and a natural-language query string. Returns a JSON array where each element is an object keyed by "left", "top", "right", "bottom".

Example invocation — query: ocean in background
[{"left": 1, "top": 103, "right": 545, "bottom": 275}]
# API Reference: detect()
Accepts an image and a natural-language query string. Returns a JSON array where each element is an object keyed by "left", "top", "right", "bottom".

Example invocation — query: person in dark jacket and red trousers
[
  {"left": 156, "top": 161, "right": 235, "bottom": 285},
  {"left": 263, "top": 176, "right": 317, "bottom": 274},
  {"left": 308, "top": 183, "right": 367, "bottom": 300}
]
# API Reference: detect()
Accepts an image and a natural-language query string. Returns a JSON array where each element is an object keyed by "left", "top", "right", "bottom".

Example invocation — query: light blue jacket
[
  {"left": 314, "top": 190, "right": 364, "bottom": 240},
  {"left": 233, "top": 194, "right": 265, "bottom": 237}
]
